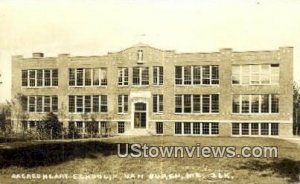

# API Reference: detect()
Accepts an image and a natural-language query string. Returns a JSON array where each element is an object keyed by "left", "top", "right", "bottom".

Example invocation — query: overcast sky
[{"left": 0, "top": 0, "right": 300, "bottom": 102}]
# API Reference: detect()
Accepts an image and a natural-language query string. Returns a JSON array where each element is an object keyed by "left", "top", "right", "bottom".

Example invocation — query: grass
[{"left": 0, "top": 136, "right": 299, "bottom": 184}]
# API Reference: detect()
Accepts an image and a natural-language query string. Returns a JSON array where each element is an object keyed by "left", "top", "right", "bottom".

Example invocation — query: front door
[{"left": 134, "top": 103, "right": 147, "bottom": 128}]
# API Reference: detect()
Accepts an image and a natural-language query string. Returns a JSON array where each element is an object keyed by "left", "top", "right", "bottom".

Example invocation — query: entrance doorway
[{"left": 134, "top": 102, "right": 147, "bottom": 128}]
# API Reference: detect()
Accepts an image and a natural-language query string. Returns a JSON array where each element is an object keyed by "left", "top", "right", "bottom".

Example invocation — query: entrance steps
[{"left": 123, "top": 129, "right": 152, "bottom": 136}]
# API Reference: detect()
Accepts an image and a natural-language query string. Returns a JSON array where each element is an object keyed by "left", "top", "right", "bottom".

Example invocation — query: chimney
[{"left": 32, "top": 52, "right": 44, "bottom": 58}]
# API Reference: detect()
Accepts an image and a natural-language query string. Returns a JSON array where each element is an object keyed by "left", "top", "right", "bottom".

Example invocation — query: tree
[
  {"left": 37, "top": 112, "right": 63, "bottom": 139},
  {"left": 9, "top": 94, "right": 28, "bottom": 135},
  {"left": 293, "top": 82, "right": 300, "bottom": 135},
  {"left": 0, "top": 104, "right": 12, "bottom": 136},
  {"left": 86, "top": 115, "right": 98, "bottom": 138}
]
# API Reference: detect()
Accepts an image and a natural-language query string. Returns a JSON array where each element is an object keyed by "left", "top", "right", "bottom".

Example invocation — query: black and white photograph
[{"left": 0, "top": 0, "right": 300, "bottom": 183}]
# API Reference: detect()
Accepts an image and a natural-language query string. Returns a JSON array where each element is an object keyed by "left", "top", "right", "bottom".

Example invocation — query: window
[
  {"left": 232, "top": 94, "right": 278, "bottom": 114},
  {"left": 100, "top": 95, "right": 108, "bottom": 112},
  {"left": 232, "top": 95, "right": 240, "bottom": 113},
  {"left": 211, "top": 123, "right": 219, "bottom": 135},
  {"left": 202, "top": 66, "right": 210, "bottom": 84},
  {"left": 271, "top": 94, "right": 279, "bottom": 113},
  {"left": 175, "top": 94, "right": 219, "bottom": 114},
  {"left": 193, "top": 95, "right": 201, "bottom": 113},
  {"left": 175, "top": 95, "right": 182, "bottom": 113},
  {"left": 261, "top": 123, "right": 269, "bottom": 135},
  {"left": 153, "top": 95, "right": 163, "bottom": 113},
  {"left": 76, "top": 96, "right": 83, "bottom": 112},
  {"left": 156, "top": 122, "right": 163, "bottom": 134},
  {"left": 251, "top": 95, "right": 259, "bottom": 113},
  {"left": 44, "top": 70, "right": 51, "bottom": 86},
  {"left": 232, "top": 123, "right": 277, "bottom": 136},
  {"left": 118, "top": 68, "right": 129, "bottom": 86},
  {"left": 251, "top": 65, "right": 260, "bottom": 84},
  {"left": 193, "top": 66, "right": 201, "bottom": 84},
  {"left": 37, "top": 70, "right": 43, "bottom": 86},
  {"left": 133, "top": 67, "right": 149, "bottom": 85},
  {"left": 52, "top": 69, "right": 58, "bottom": 86},
  {"left": 69, "top": 68, "right": 107, "bottom": 86},
  {"left": 93, "top": 68, "right": 100, "bottom": 86},
  {"left": 211, "top": 66, "right": 219, "bottom": 84},
  {"left": 118, "top": 95, "right": 128, "bottom": 113},
  {"left": 241, "top": 123, "right": 249, "bottom": 135},
  {"left": 271, "top": 123, "right": 279, "bottom": 135},
  {"left": 85, "top": 96, "right": 91, "bottom": 113},
  {"left": 36, "top": 96, "right": 43, "bottom": 112},
  {"left": 175, "top": 122, "right": 182, "bottom": 134},
  {"left": 22, "top": 69, "right": 58, "bottom": 87},
  {"left": 193, "top": 122, "right": 201, "bottom": 134},
  {"left": 175, "top": 66, "right": 183, "bottom": 84},
  {"left": 44, "top": 96, "right": 51, "bottom": 112},
  {"left": 232, "top": 64, "right": 279, "bottom": 85},
  {"left": 29, "top": 70, "right": 36, "bottom": 87},
  {"left": 100, "top": 68, "right": 107, "bottom": 85},
  {"left": 69, "top": 69, "right": 75, "bottom": 86},
  {"left": 52, "top": 96, "right": 58, "bottom": 112},
  {"left": 241, "top": 65, "right": 250, "bottom": 85},
  {"left": 184, "top": 122, "right": 191, "bottom": 134},
  {"left": 261, "top": 65, "right": 270, "bottom": 84},
  {"left": 175, "top": 65, "right": 219, "bottom": 85},
  {"left": 261, "top": 95, "right": 269, "bottom": 113},
  {"left": 118, "top": 122, "right": 125, "bottom": 134},
  {"left": 241, "top": 95, "right": 250, "bottom": 113},
  {"left": 251, "top": 123, "right": 259, "bottom": 135},
  {"left": 25, "top": 96, "right": 58, "bottom": 113},
  {"left": 232, "top": 123, "right": 240, "bottom": 135},
  {"left": 202, "top": 95, "right": 210, "bottom": 113},
  {"left": 183, "top": 95, "right": 191, "bottom": 113},
  {"left": 202, "top": 123, "right": 209, "bottom": 135},
  {"left": 232, "top": 66, "right": 240, "bottom": 84},
  {"left": 271, "top": 64, "right": 279, "bottom": 84},
  {"left": 175, "top": 122, "right": 218, "bottom": 135},
  {"left": 184, "top": 66, "right": 192, "bottom": 85},
  {"left": 211, "top": 95, "right": 219, "bottom": 113},
  {"left": 85, "top": 68, "right": 92, "bottom": 86},
  {"left": 69, "top": 95, "right": 108, "bottom": 113},
  {"left": 69, "top": 96, "right": 75, "bottom": 112},
  {"left": 76, "top": 69, "right": 84, "bottom": 86},
  {"left": 29, "top": 96, "right": 36, "bottom": 112},
  {"left": 22, "top": 70, "right": 28, "bottom": 86},
  {"left": 153, "top": 66, "right": 163, "bottom": 85}
]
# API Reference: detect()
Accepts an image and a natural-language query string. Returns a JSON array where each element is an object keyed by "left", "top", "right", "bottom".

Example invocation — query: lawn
[{"left": 0, "top": 136, "right": 299, "bottom": 184}]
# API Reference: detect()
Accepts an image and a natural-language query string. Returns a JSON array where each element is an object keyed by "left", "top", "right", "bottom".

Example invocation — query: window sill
[
  {"left": 174, "top": 113, "right": 219, "bottom": 115},
  {"left": 21, "top": 86, "right": 59, "bottom": 89},
  {"left": 175, "top": 84, "right": 219, "bottom": 87}
]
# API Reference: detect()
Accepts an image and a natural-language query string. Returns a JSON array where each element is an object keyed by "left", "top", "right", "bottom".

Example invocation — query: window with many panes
[
  {"left": 69, "top": 95, "right": 107, "bottom": 113},
  {"left": 232, "top": 64, "right": 279, "bottom": 85},
  {"left": 118, "top": 95, "right": 128, "bottom": 113},
  {"left": 153, "top": 95, "right": 163, "bottom": 113},
  {"left": 232, "top": 123, "right": 279, "bottom": 136},
  {"left": 22, "top": 69, "right": 58, "bottom": 87},
  {"left": 25, "top": 96, "right": 58, "bottom": 113},
  {"left": 232, "top": 94, "right": 279, "bottom": 114},
  {"left": 175, "top": 65, "right": 219, "bottom": 85},
  {"left": 175, "top": 122, "right": 219, "bottom": 135},
  {"left": 133, "top": 67, "right": 149, "bottom": 85},
  {"left": 118, "top": 67, "right": 129, "bottom": 86},
  {"left": 69, "top": 68, "right": 107, "bottom": 86},
  {"left": 118, "top": 122, "right": 125, "bottom": 134},
  {"left": 175, "top": 94, "right": 219, "bottom": 113},
  {"left": 156, "top": 122, "right": 163, "bottom": 134},
  {"left": 153, "top": 66, "right": 163, "bottom": 85}
]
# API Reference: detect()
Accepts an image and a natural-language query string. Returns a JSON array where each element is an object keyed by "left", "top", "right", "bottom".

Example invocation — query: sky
[{"left": 0, "top": 0, "right": 300, "bottom": 102}]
